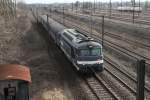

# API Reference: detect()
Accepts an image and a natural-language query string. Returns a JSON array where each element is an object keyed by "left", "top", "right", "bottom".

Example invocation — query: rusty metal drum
[{"left": 0, "top": 64, "right": 31, "bottom": 100}]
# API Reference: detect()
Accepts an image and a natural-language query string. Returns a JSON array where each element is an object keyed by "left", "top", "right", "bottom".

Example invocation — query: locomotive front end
[{"left": 76, "top": 41, "right": 103, "bottom": 72}]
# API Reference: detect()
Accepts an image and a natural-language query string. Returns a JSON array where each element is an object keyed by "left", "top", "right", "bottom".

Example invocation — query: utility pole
[
  {"left": 109, "top": 0, "right": 112, "bottom": 18},
  {"left": 121, "top": 0, "right": 123, "bottom": 15},
  {"left": 145, "top": 0, "right": 148, "bottom": 11},
  {"left": 132, "top": 0, "right": 135, "bottom": 24},
  {"left": 99, "top": 1, "right": 101, "bottom": 11},
  {"left": 90, "top": 3, "right": 93, "bottom": 37},
  {"left": 47, "top": 14, "right": 48, "bottom": 23},
  {"left": 76, "top": 2, "right": 77, "bottom": 14},
  {"left": 138, "top": 0, "right": 140, "bottom": 16},
  {"left": 62, "top": 6, "right": 65, "bottom": 25},
  {"left": 82, "top": 0, "right": 84, "bottom": 13},
  {"left": 72, "top": 2, "right": 73, "bottom": 11},
  {"left": 36, "top": 8, "right": 38, "bottom": 23},
  {"left": 90, "top": 14, "right": 93, "bottom": 37},
  {"left": 136, "top": 60, "right": 145, "bottom": 100},
  {"left": 50, "top": 8, "right": 51, "bottom": 18},
  {"left": 102, "top": 16, "right": 104, "bottom": 47},
  {"left": 94, "top": 0, "right": 96, "bottom": 13},
  {"left": 14, "top": 0, "right": 16, "bottom": 18}
]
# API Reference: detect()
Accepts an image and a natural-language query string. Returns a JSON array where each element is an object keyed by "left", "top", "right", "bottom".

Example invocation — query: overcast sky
[{"left": 23, "top": 0, "right": 149, "bottom": 4}]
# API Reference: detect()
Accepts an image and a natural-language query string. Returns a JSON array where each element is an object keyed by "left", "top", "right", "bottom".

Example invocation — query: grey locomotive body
[{"left": 38, "top": 15, "right": 104, "bottom": 72}]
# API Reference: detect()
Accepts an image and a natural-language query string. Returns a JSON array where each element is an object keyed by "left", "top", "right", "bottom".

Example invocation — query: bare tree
[
  {"left": 0, "top": 0, "right": 16, "bottom": 18},
  {"left": 17, "top": 0, "right": 26, "bottom": 9}
]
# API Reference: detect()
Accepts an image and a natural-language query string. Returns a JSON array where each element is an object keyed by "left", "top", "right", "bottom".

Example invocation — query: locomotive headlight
[
  {"left": 97, "top": 59, "right": 103, "bottom": 64},
  {"left": 77, "top": 60, "right": 103, "bottom": 65},
  {"left": 77, "top": 61, "right": 86, "bottom": 65}
]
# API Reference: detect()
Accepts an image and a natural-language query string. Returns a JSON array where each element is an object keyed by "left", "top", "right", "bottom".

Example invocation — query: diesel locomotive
[{"left": 38, "top": 15, "right": 104, "bottom": 72}]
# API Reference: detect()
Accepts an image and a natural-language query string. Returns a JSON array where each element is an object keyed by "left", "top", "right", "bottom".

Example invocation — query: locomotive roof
[
  {"left": 39, "top": 15, "right": 102, "bottom": 48},
  {"left": 77, "top": 41, "right": 102, "bottom": 49},
  {"left": 40, "top": 15, "right": 65, "bottom": 33},
  {"left": 63, "top": 29, "right": 102, "bottom": 48}
]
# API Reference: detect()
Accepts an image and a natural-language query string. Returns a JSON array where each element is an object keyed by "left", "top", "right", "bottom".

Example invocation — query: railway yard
[
  {"left": 0, "top": 1, "right": 150, "bottom": 100},
  {"left": 48, "top": 9, "right": 150, "bottom": 100},
  {"left": 72, "top": 10, "right": 150, "bottom": 25}
]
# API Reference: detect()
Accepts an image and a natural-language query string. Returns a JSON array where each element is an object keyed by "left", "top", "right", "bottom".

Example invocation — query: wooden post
[
  {"left": 136, "top": 60, "right": 145, "bottom": 100},
  {"left": 49, "top": 8, "right": 51, "bottom": 18},
  {"left": 109, "top": 0, "right": 112, "bottom": 18},
  {"left": 82, "top": 0, "right": 84, "bottom": 13},
  {"left": 0, "top": 0, "right": 1, "bottom": 14},
  {"left": 47, "top": 14, "right": 48, "bottom": 23},
  {"left": 90, "top": 10, "right": 93, "bottom": 37},
  {"left": 7, "top": 0, "right": 10, "bottom": 19},
  {"left": 14, "top": 0, "right": 17, "bottom": 18},
  {"left": 102, "top": 16, "right": 104, "bottom": 47},
  {"left": 2, "top": 0, "right": 3, "bottom": 15},
  {"left": 121, "top": 0, "right": 122, "bottom": 15},
  {"left": 89, "top": 3, "right": 93, "bottom": 37},
  {"left": 133, "top": 0, "right": 135, "bottom": 24},
  {"left": 62, "top": 6, "right": 65, "bottom": 25},
  {"left": 94, "top": 0, "right": 95, "bottom": 13},
  {"left": 76, "top": 2, "right": 77, "bottom": 14},
  {"left": 72, "top": 2, "right": 73, "bottom": 11},
  {"left": 99, "top": 2, "right": 101, "bottom": 11},
  {"left": 36, "top": 10, "right": 38, "bottom": 23},
  {"left": 138, "top": 0, "right": 140, "bottom": 16}
]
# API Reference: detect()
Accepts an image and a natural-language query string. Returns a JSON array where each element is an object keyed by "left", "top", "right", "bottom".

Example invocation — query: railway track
[
  {"left": 94, "top": 46, "right": 148, "bottom": 97},
  {"left": 103, "top": 31, "right": 150, "bottom": 49},
  {"left": 67, "top": 13, "right": 150, "bottom": 64},
  {"left": 83, "top": 71, "right": 119, "bottom": 100},
  {"left": 84, "top": 67, "right": 133, "bottom": 100},
  {"left": 105, "top": 56, "right": 150, "bottom": 92},
  {"left": 98, "top": 15, "right": 150, "bottom": 26},
  {"left": 37, "top": 12, "right": 150, "bottom": 99},
  {"left": 76, "top": 14, "right": 150, "bottom": 48},
  {"left": 55, "top": 11, "right": 149, "bottom": 63},
  {"left": 62, "top": 11, "right": 150, "bottom": 32},
  {"left": 55, "top": 12, "right": 150, "bottom": 50},
  {"left": 74, "top": 9, "right": 150, "bottom": 18},
  {"left": 73, "top": 11, "right": 150, "bottom": 25},
  {"left": 86, "top": 46, "right": 150, "bottom": 99},
  {"left": 31, "top": 10, "right": 150, "bottom": 99},
  {"left": 91, "top": 33, "right": 150, "bottom": 65},
  {"left": 56, "top": 13, "right": 150, "bottom": 65},
  {"left": 104, "top": 57, "right": 150, "bottom": 100},
  {"left": 51, "top": 13, "right": 150, "bottom": 89},
  {"left": 77, "top": 20, "right": 150, "bottom": 64},
  {"left": 84, "top": 66, "right": 139, "bottom": 100}
]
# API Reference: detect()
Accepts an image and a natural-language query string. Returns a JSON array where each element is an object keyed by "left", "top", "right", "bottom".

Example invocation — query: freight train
[{"left": 36, "top": 14, "right": 104, "bottom": 72}]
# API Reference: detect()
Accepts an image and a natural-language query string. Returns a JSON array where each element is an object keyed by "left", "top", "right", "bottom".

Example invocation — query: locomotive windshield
[{"left": 78, "top": 48, "right": 101, "bottom": 56}]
